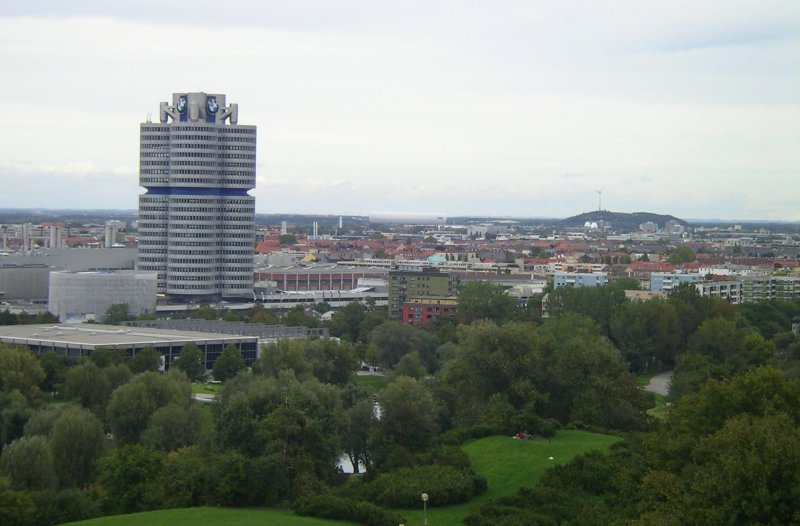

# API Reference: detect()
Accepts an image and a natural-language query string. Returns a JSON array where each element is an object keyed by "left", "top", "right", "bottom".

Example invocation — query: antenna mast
[{"left": 595, "top": 189, "right": 603, "bottom": 211}]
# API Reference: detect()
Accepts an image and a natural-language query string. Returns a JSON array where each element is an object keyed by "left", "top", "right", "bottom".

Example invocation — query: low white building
[{"left": 48, "top": 271, "right": 157, "bottom": 323}]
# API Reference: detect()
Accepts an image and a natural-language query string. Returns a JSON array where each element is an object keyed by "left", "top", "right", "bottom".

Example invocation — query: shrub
[
  {"left": 364, "top": 465, "right": 485, "bottom": 508},
  {"left": 439, "top": 424, "right": 504, "bottom": 446},
  {"left": 30, "top": 488, "right": 102, "bottom": 526},
  {"left": 294, "top": 494, "right": 406, "bottom": 526}
]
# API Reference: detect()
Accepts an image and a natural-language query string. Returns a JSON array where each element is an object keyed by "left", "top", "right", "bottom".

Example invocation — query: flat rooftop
[{"left": 0, "top": 323, "right": 257, "bottom": 349}]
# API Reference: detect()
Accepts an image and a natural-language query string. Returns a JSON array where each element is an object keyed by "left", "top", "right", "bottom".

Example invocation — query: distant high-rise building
[
  {"left": 137, "top": 92, "right": 256, "bottom": 299},
  {"left": 105, "top": 220, "right": 122, "bottom": 248}
]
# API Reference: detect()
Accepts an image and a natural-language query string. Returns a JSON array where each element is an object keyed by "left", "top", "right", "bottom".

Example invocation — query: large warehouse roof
[{"left": 0, "top": 323, "right": 257, "bottom": 349}]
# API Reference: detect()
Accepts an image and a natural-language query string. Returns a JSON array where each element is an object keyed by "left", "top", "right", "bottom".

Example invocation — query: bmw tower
[{"left": 137, "top": 92, "right": 256, "bottom": 300}]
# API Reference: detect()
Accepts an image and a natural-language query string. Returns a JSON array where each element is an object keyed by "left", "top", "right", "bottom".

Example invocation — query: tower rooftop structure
[{"left": 137, "top": 92, "right": 256, "bottom": 300}]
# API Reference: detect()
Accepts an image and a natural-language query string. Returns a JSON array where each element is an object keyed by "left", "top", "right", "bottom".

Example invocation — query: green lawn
[
  {"left": 60, "top": 507, "right": 357, "bottom": 526},
  {"left": 190, "top": 383, "right": 222, "bottom": 396},
  {"left": 61, "top": 430, "right": 618, "bottom": 526},
  {"left": 351, "top": 374, "right": 387, "bottom": 391},
  {"left": 396, "top": 430, "right": 621, "bottom": 525}
]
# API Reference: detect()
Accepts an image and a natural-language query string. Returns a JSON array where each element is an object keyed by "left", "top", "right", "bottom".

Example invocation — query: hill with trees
[{"left": 559, "top": 210, "right": 687, "bottom": 232}]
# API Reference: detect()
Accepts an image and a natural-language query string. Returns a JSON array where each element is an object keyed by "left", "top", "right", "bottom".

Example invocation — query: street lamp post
[{"left": 421, "top": 493, "right": 429, "bottom": 526}]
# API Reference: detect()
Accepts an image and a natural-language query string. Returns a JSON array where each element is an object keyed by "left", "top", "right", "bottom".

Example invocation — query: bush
[
  {"left": 206, "top": 452, "right": 288, "bottom": 507},
  {"left": 364, "top": 465, "right": 486, "bottom": 508},
  {"left": 30, "top": 488, "right": 102, "bottom": 526},
  {"left": 294, "top": 494, "right": 406, "bottom": 526},
  {"left": 439, "top": 424, "right": 505, "bottom": 446}
]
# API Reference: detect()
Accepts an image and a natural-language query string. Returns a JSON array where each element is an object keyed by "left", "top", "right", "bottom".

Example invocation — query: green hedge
[
  {"left": 294, "top": 494, "right": 406, "bottom": 526},
  {"left": 364, "top": 465, "right": 487, "bottom": 508}
]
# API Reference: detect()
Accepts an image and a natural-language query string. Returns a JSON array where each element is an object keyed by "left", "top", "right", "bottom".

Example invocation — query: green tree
[
  {"left": 0, "top": 391, "right": 33, "bottom": 446},
  {"left": 457, "top": 281, "right": 518, "bottom": 324},
  {"left": 104, "top": 303, "right": 131, "bottom": 324},
  {"left": 106, "top": 371, "right": 191, "bottom": 444},
  {"left": 0, "top": 435, "right": 56, "bottom": 490},
  {"left": 390, "top": 351, "right": 427, "bottom": 379},
  {"left": 675, "top": 413, "right": 800, "bottom": 526},
  {"left": 667, "top": 282, "right": 722, "bottom": 345},
  {"left": 0, "top": 344, "right": 45, "bottom": 404},
  {"left": 129, "top": 346, "right": 160, "bottom": 374},
  {"left": 188, "top": 303, "right": 224, "bottom": 320},
  {"left": 105, "top": 363, "right": 133, "bottom": 391},
  {"left": 535, "top": 315, "right": 647, "bottom": 426},
  {"left": 278, "top": 233, "right": 297, "bottom": 245},
  {"left": 314, "top": 301, "right": 332, "bottom": 314},
  {"left": 23, "top": 406, "right": 64, "bottom": 438},
  {"left": 0, "top": 476, "right": 35, "bottom": 526},
  {"left": 328, "top": 302, "right": 367, "bottom": 341},
  {"left": 142, "top": 403, "right": 204, "bottom": 451},
  {"left": 254, "top": 339, "right": 357, "bottom": 386},
  {"left": 38, "top": 351, "right": 68, "bottom": 394},
  {"left": 206, "top": 451, "right": 287, "bottom": 506},
  {"left": 249, "top": 303, "right": 279, "bottom": 325},
  {"left": 222, "top": 309, "right": 241, "bottom": 322},
  {"left": 213, "top": 344, "right": 245, "bottom": 382},
  {"left": 87, "top": 347, "right": 125, "bottom": 368},
  {"left": 97, "top": 445, "right": 164, "bottom": 514},
  {"left": 367, "top": 321, "right": 439, "bottom": 371},
  {"left": 64, "top": 361, "right": 112, "bottom": 415},
  {"left": 49, "top": 405, "right": 105, "bottom": 488},
  {"left": 738, "top": 300, "right": 800, "bottom": 340},
  {"left": 283, "top": 305, "right": 318, "bottom": 327},
  {"left": 342, "top": 398, "right": 377, "bottom": 474},
  {"left": 609, "top": 298, "right": 683, "bottom": 371},
  {"left": 608, "top": 276, "right": 642, "bottom": 291},
  {"left": 438, "top": 316, "right": 648, "bottom": 431},
  {"left": 172, "top": 342, "right": 205, "bottom": 381},
  {"left": 370, "top": 376, "right": 438, "bottom": 470},
  {"left": 155, "top": 445, "right": 208, "bottom": 509},
  {"left": 436, "top": 321, "right": 541, "bottom": 430},
  {"left": 215, "top": 373, "right": 345, "bottom": 482},
  {"left": 547, "top": 284, "right": 627, "bottom": 335},
  {"left": 667, "top": 245, "right": 695, "bottom": 264}
]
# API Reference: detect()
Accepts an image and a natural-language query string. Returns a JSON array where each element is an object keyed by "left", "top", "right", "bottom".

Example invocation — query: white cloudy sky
[{"left": 0, "top": 1, "right": 798, "bottom": 220}]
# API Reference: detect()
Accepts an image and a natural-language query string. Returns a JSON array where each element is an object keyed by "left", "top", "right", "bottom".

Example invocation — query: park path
[{"left": 644, "top": 371, "right": 673, "bottom": 396}]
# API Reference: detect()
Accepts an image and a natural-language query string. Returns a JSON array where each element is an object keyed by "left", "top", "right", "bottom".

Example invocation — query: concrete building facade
[
  {"left": 694, "top": 280, "right": 743, "bottom": 304},
  {"left": 388, "top": 267, "right": 460, "bottom": 319},
  {"left": 650, "top": 272, "right": 702, "bottom": 293},
  {"left": 553, "top": 272, "right": 608, "bottom": 289},
  {"left": 48, "top": 271, "right": 157, "bottom": 322},
  {"left": 138, "top": 92, "right": 256, "bottom": 300},
  {"left": 741, "top": 275, "right": 800, "bottom": 303},
  {"left": 401, "top": 297, "right": 457, "bottom": 325}
]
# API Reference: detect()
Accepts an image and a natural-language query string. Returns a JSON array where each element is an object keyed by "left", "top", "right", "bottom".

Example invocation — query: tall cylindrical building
[{"left": 137, "top": 92, "right": 256, "bottom": 299}]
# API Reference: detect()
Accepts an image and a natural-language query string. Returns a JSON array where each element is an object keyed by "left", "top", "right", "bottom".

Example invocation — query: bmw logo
[
  {"left": 207, "top": 98, "right": 219, "bottom": 114},
  {"left": 176, "top": 97, "right": 187, "bottom": 113}
]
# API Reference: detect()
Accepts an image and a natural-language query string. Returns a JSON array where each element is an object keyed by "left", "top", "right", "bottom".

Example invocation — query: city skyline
[{"left": 0, "top": 1, "right": 798, "bottom": 220}]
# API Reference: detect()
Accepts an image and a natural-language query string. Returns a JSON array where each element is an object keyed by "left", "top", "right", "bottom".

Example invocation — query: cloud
[{"left": 0, "top": 2, "right": 798, "bottom": 220}]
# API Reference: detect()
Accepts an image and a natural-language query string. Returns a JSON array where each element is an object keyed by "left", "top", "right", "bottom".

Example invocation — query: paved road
[{"left": 644, "top": 371, "right": 673, "bottom": 397}]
